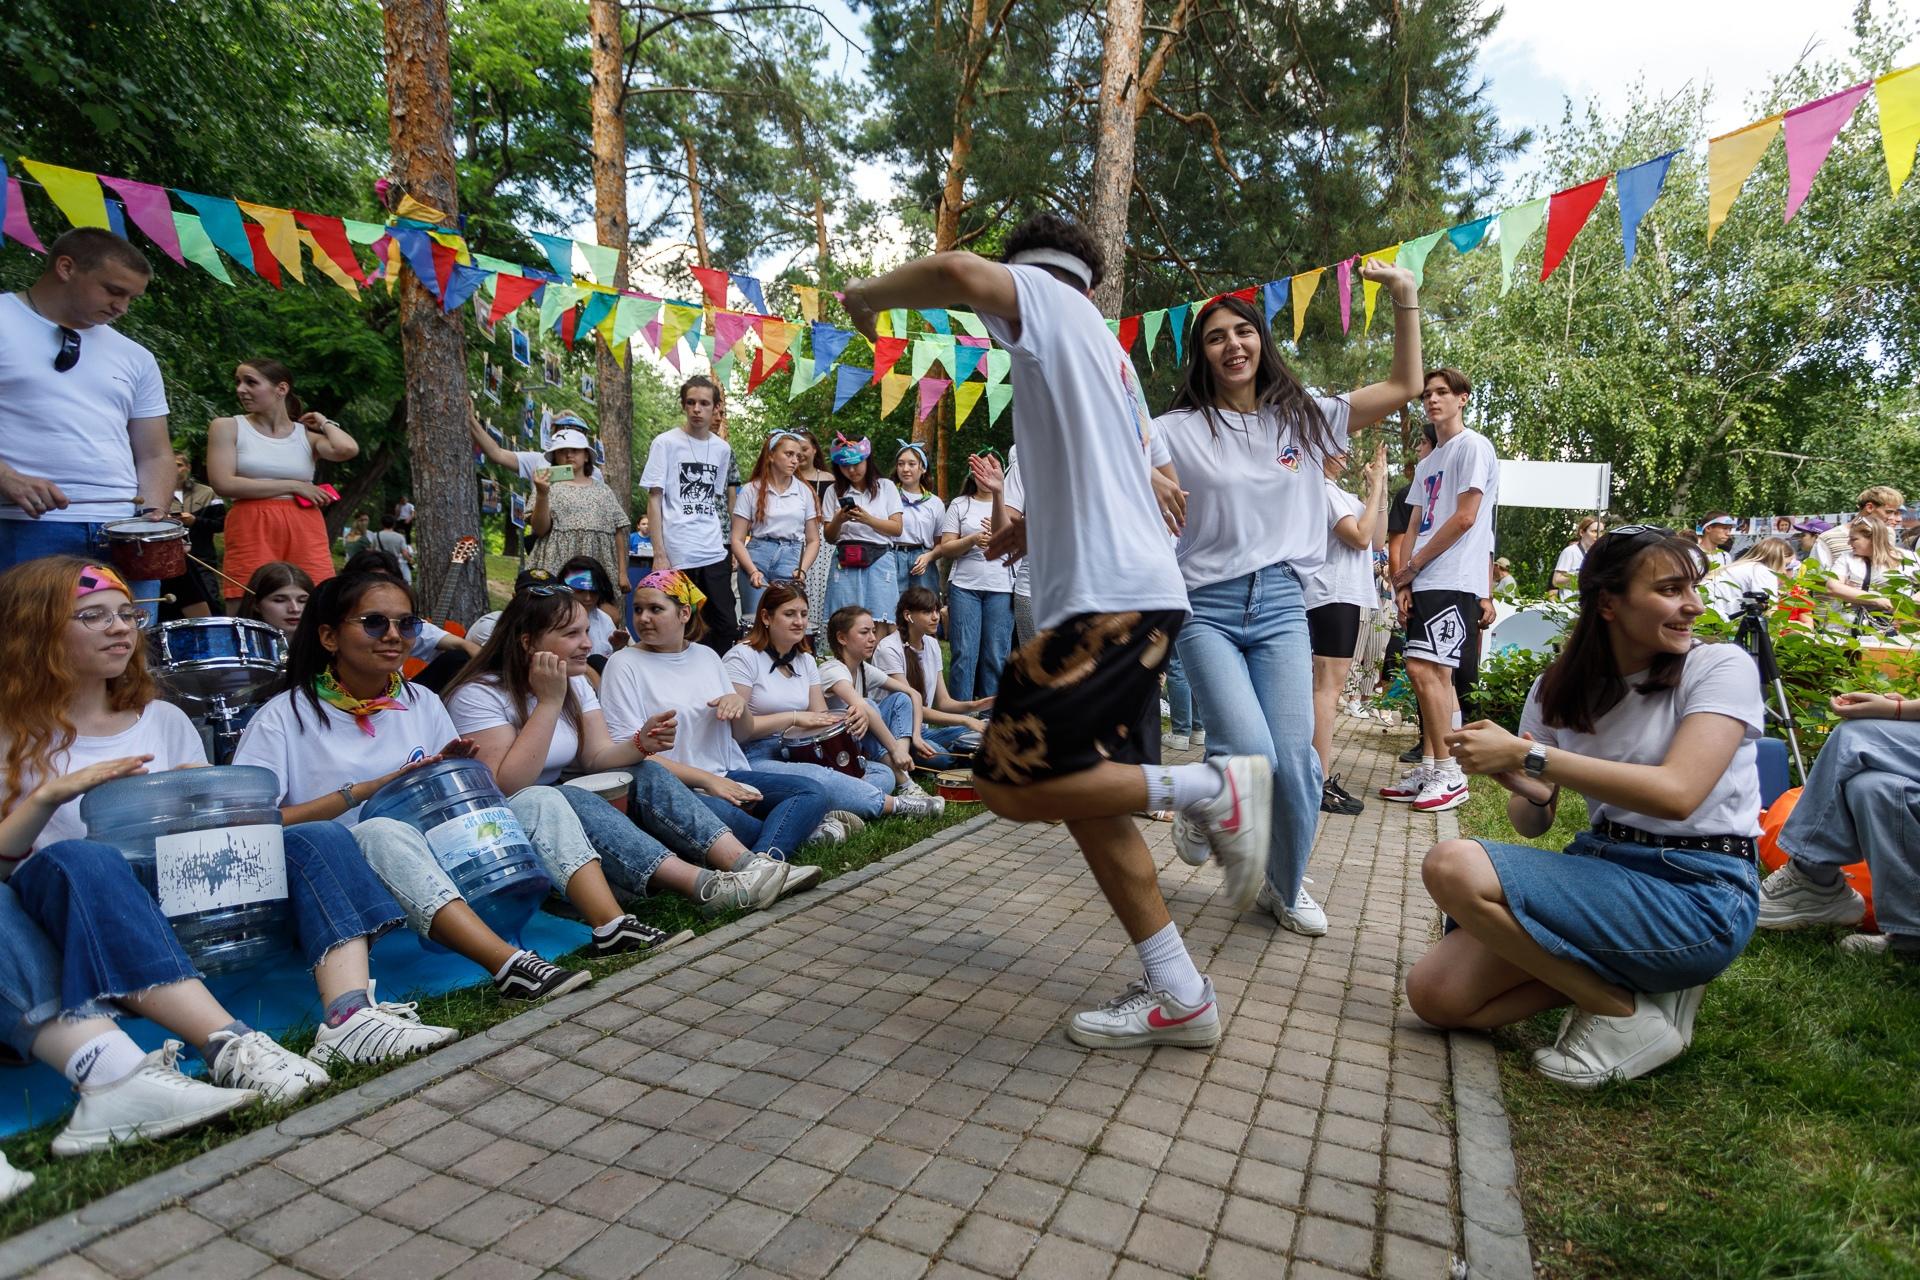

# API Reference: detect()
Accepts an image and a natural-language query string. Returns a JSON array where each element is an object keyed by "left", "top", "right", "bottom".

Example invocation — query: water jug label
[
  {"left": 424, "top": 806, "right": 528, "bottom": 864},
  {"left": 154, "top": 825, "right": 288, "bottom": 919}
]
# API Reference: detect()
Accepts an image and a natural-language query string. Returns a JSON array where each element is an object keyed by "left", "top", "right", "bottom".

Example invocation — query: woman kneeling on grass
[{"left": 1405, "top": 526, "right": 1762, "bottom": 1087}]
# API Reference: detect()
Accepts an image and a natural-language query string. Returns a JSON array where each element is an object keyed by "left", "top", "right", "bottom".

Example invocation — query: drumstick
[
  {"left": 187, "top": 552, "right": 254, "bottom": 595},
  {"left": 132, "top": 594, "right": 177, "bottom": 605}
]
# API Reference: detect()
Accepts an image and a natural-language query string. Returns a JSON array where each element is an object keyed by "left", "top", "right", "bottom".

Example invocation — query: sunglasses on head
[
  {"left": 53, "top": 325, "right": 80, "bottom": 373},
  {"left": 351, "top": 612, "right": 424, "bottom": 640},
  {"left": 520, "top": 583, "right": 572, "bottom": 599},
  {"left": 1602, "top": 524, "right": 1675, "bottom": 541}
]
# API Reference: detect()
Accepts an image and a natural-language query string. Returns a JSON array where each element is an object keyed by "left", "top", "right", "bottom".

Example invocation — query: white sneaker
[
  {"left": 1839, "top": 933, "right": 1890, "bottom": 956},
  {"left": 1066, "top": 978, "right": 1221, "bottom": 1050},
  {"left": 1757, "top": 862, "right": 1866, "bottom": 930},
  {"left": 1191, "top": 729, "right": 1206, "bottom": 748},
  {"left": 1184, "top": 756, "right": 1272, "bottom": 911},
  {"left": 52, "top": 1040, "right": 257, "bottom": 1156},
  {"left": 746, "top": 851, "right": 819, "bottom": 897},
  {"left": 1529, "top": 994, "right": 1686, "bottom": 1088},
  {"left": 308, "top": 982, "right": 459, "bottom": 1069},
  {"left": 208, "top": 1031, "right": 329, "bottom": 1104},
  {"left": 700, "top": 859, "right": 789, "bottom": 915},
  {"left": 1379, "top": 764, "right": 1434, "bottom": 802},
  {"left": 1165, "top": 733, "right": 1191, "bottom": 752},
  {"left": 808, "top": 818, "right": 847, "bottom": 847},
  {"left": 891, "top": 792, "right": 946, "bottom": 818},
  {"left": 1646, "top": 984, "right": 1707, "bottom": 1047},
  {"left": 827, "top": 810, "right": 867, "bottom": 836},
  {"left": 893, "top": 772, "right": 928, "bottom": 797},
  {"left": 0, "top": 1152, "right": 31, "bottom": 1201},
  {"left": 1411, "top": 771, "right": 1469, "bottom": 813},
  {"left": 1171, "top": 811, "right": 1210, "bottom": 866},
  {"left": 1257, "top": 880, "right": 1328, "bottom": 937}
]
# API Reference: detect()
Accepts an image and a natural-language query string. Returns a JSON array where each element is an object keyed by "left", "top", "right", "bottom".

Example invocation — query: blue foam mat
[{"left": 0, "top": 911, "right": 591, "bottom": 1138}]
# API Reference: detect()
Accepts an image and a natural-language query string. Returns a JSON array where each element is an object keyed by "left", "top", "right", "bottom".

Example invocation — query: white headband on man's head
[{"left": 1008, "top": 248, "right": 1093, "bottom": 290}]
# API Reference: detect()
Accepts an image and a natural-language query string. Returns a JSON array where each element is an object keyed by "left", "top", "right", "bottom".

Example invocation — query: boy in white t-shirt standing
[
  {"left": 841, "top": 214, "right": 1273, "bottom": 1053},
  {"left": 1384, "top": 367, "right": 1498, "bottom": 813},
  {"left": 641, "top": 375, "right": 740, "bottom": 653}
]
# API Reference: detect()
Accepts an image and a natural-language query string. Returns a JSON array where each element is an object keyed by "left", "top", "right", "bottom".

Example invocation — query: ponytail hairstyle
[
  {"left": 826, "top": 605, "right": 873, "bottom": 666},
  {"left": 1167, "top": 295, "right": 1336, "bottom": 466},
  {"left": 747, "top": 432, "right": 807, "bottom": 527},
  {"left": 441, "top": 589, "right": 586, "bottom": 734},
  {"left": 894, "top": 585, "right": 941, "bottom": 704},
  {"left": 240, "top": 357, "right": 306, "bottom": 420}
]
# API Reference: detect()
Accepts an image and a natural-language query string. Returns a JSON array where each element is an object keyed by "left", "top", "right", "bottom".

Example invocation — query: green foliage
[{"left": 1473, "top": 643, "right": 1557, "bottom": 732}]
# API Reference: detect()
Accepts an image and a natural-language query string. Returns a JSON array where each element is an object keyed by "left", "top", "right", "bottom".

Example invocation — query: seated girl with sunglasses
[
  {"left": 340, "top": 548, "right": 478, "bottom": 692},
  {"left": 443, "top": 587, "right": 798, "bottom": 918},
  {"left": 0, "top": 559, "right": 454, "bottom": 1156},
  {"left": 600, "top": 572, "right": 841, "bottom": 849},
  {"left": 1405, "top": 527, "right": 1762, "bottom": 1087},
  {"left": 821, "top": 604, "right": 937, "bottom": 795},
  {"left": 555, "top": 554, "right": 629, "bottom": 669},
  {"left": 724, "top": 584, "right": 946, "bottom": 824},
  {"left": 234, "top": 571, "right": 637, "bottom": 1000}
]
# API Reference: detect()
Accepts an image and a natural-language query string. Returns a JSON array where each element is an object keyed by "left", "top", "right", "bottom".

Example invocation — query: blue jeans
[
  {"left": 740, "top": 537, "right": 803, "bottom": 622},
  {"left": 554, "top": 761, "right": 734, "bottom": 897},
  {"left": 0, "top": 882, "right": 112, "bottom": 1057},
  {"left": 281, "top": 821, "right": 406, "bottom": 970},
  {"left": 1177, "top": 565, "right": 1321, "bottom": 902},
  {"left": 891, "top": 547, "right": 939, "bottom": 599},
  {"left": 863, "top": 690, "right": 915, "bottom": 762},
  {"left": 740, "top": 739, "right": 889, "bottom": 819},
  {"left": 11, "top": 840, "right": 205, "bottom": 1014},
  {"left": 1780, "top": 718, "right": 1920, "bottom": 938},
  {"left": 912, "top": 724, "right": 979, "bottom": 771},
  {"left": 0, "top": 520, "right": 160, "bottom": 626},
  {"left": 697, "top": 769, "right": 835, "bottom": 862},
  {"left": 948, "top": 586, "right": 1013, "bottom": 701},
  {"left": 826, "top": 548, "right": 900, "bottom": 624},
  {"left": 1165, "top": 651, "right": 1204, "bottom": 736}
]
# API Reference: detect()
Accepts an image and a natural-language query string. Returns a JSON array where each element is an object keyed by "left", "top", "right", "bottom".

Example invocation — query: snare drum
[
  {"left": 562, "top": 771, "right": 634, "bottom": 814},
  {"left": 775, "top": 720, "right": 866, "bottom": 779},
  {"left": 103, "top": 518, "right": 189, "bottom": 581},
  {"left": 149, "top": 617, "right": 286, "bottom": 705}
]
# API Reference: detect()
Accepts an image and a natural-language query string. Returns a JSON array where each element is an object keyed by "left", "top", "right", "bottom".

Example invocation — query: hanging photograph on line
[{"left": 510, "top": 326, "right": 531, "bottom": 367}]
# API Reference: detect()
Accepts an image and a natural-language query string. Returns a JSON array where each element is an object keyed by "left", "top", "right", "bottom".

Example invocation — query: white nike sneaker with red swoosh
[
  {"left": 1066, "top": 978, "right": 1221, "bottom": 1049},
  {"left": 1186, "top": 756, "right": 1272, "bottom": 911}
]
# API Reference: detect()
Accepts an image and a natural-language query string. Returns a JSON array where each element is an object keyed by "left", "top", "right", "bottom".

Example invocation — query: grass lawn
[
  {"left": 0, "top": 803, "right": 981, "bottom": 1239},
  {"left": 1457, "top": 786, "right": 1920, "bottom": 1277}
]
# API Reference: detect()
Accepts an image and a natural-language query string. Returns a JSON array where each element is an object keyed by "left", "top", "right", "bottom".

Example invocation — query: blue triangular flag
[
  {"left": 811, "top": 322, "right": 855, "bottom": 377},
  {"left": 1169, "top": 303, "right": 1192, "bottom": 363},
  {"left": 1262, "top": 279, "right": 1289, "bottom": 329},
  {"left": 176, "top": 191, "right": 257, "bottom": 274},
  {"left": 441, "top": 263, "right": 490, "bottom": 313},
  {"left": 730, "top": 273, "right": 768, "bottom": 316},
  {"left": 388, "top": 226, "right": 442, "bottom": 297},
  {"left": 832, "top": 364, "right": 870, "bottom": 413},
  {"left": 953, "top": 345, "right": 985, "bottom": 383},
  {"left": 1616, "top": 151, "right": 1677, "bottom": 269},
  {"left": 1446, "top": 215, "right": 1493, "bottom": 255},
  {"left": 532, "top": 233, "right": 575, "bottom": 280},
  {"left": 920, "top": 308, "right": 951, "bottom": 335},
  {"left": 578, "top": 290, "right": 617, "bottom": 334},
  {"left": 104, "top": 199, "right": 126, "bottom": 239}
]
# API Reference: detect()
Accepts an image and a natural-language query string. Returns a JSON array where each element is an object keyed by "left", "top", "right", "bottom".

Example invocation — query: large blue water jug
[
  {"left": 81, "top": 766, "right": 293, "bottom": 975},
  {"left": 359, "top": 760, "right": 550, "bottom": 947}
]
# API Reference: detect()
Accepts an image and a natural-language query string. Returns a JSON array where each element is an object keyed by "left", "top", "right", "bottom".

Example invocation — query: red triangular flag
[
  {"left": 1541, "top": 176, "right": 1610, "bottom": 282},
  {"left": 293, "top": 210, "right": 364, "bottom": 284},
  {"left": 749, "top": 348, "right": 792, "bottom": 394},
  {"left": 690, "top": 266, "right": 729, "bottom": 310},
  {"left": 1117, "top": 315, "right": 1140, "bottom": 352},
  {"left": 242, "top": 222, "right": 282, "bottom": 288},
  {"left": 429, "top": 241, "right": 458, "bottom": 296},
  {"left": 1231, "top": 286, "right": 1257, "bottom": 305},
  {"left": 871, "top": 336, "right": 909, "bottom": 382},
  {"left": 559, "top": 308, "right": 578, "bottom": 350},
  {"left": 489, "top": 273, "right": 542, "bottom": 325}
]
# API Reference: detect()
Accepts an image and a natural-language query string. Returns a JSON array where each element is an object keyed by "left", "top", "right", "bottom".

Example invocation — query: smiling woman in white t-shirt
[{"left": 1408, "top": 528, "right": 1760, "bottom": 1088}]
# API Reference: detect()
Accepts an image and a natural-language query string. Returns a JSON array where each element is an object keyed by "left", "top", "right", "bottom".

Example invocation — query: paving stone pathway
[{"left": 9, "top": 722, "right": 1530, "bottom": 1280}]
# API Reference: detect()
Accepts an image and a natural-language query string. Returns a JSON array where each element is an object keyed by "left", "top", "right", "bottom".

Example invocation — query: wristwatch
[{"left": 1522, "top": 744, "right": 1549, "bottom": 779}]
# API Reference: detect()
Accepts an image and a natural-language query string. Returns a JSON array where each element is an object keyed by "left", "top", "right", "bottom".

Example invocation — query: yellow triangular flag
[
  {"left": 1876, "top": 65, "right": 1920, "bottom": 198},
  {"left": 875, "top": 309, "right": 893, "bottom": 338},
  {"left": 760, "top": 318, "right": 795, "bottom": 361},
  {"left": 1360, "top": 244, "right": 1401, "bottom": 334},
  {"left": 20, "top": 160, "right": 108, "bottom": 229},
  {"left": 426, "top": 230, "right": 472, "bottom": 266},
  {"left": 394, "top": 193, "right": 449, "bottom": 225},
  {"left": 1707, "top": 115, "right": 1783, "bottom": 244},
  {"left": 597, "top": 308, "right": 629, "bottom": 368},
  {"left": 879, "top": 372, "right": 913, "bottom": 418},
  {"left": 297, "top": 229, "right": 358, "bottom": 295},
  {"left": 236, "top": 201, "right": 304, "bottom": 283},
  {"left": 795, "top": 285, "right": 821, "bottom": 323},
  {"left": 954, "top": 381, "right": 985, "bottom": 429},
  {"left": 384, "top": 237, "right": 403, "bottom": 293},
  {"left": 658, "top": 303, "right": 699, "bottom": 354},
  {"left": 1290, "top": 267, "right": 1325, "bottom": 344}
]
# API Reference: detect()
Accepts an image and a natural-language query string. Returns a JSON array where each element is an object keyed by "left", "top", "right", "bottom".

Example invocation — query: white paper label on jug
[
  {"left": 424, "top": 806, "right": 528, "bottom": 865},
  {"left": 154, "top": 824, "right": 288, "bottom": 918}
]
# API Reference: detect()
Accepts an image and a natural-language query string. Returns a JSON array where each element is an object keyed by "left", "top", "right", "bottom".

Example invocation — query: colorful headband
[
  {"left": 893, "top": 439, "right": 928, "bottom": 466},
  {"left": 76, "top": 565, "right": 129, "bottom": 600},
  {"left": 830, "top": 434, "right": 871, "bottom": 466},
  {"left": 636, "top": 570, "right": 707, "bottom": 612}
]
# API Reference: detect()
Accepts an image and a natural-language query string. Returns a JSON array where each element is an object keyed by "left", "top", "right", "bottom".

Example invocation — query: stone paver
[{"left": 6, "top": 722, "right": 1519, "bottom": 1279}]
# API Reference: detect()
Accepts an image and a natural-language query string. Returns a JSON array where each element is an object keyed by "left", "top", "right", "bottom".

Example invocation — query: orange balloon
[{"left": 1759, "top": 788, "right": 1876, "bottom": 933}]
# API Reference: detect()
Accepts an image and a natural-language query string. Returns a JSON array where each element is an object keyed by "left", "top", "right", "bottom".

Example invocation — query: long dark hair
[
  {"left": 237, "top": 561, "right": 315, "bottom": 623},
  {"left": 441, "top": 590, "right": 586, "bottom": 734},
  {"left": 826, "top": 605, "right": 872, "bottom": 666},
  {"left": 282, "top": 570, "right": 417, "bottom": 730},
  {"left": 1533, "top": 529, "right": 1708, "bottom": 733},
  {"left": 833, "top": 457, "right": 881, "bottom": 500},
  {"left": 1167, "top": 295, "right": 1337, "bottom": 464},
  {"left": 894, "top": 585, "right": 940, "bottom": 704}
]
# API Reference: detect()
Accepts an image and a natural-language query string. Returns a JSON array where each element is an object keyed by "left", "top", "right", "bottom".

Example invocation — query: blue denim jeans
[
  {"left": 1779, "top": 718, "right": 1920, "bottom": 938},
  {"left": 555, "top": 760, "right": 735, "bottom": 896},
  {"left": 740, "top": 739, "right": 888, "bottom": 818},
  {"left": 862, "top": 690, "right": 915, "bottom": 763},
  {"left": 891, "top": 547, "right": 940, "bottom": 600},
  {"left": 1177, "top": 565, "right": 1321, "bottom": 901},
  {"left": 696, "top": 769, "right": 835, "bottom": 862},
  {"left": 1165, "top": 650, "right": 1204, "bottom": 736},
  {"left": 0, "top": 882, "right": 112, "bottom": 1057},
  {"left": 0, "top": 520, "right": 160, "bottom": 626},
  {"left": 909, "top": 724, "right": 978, "bottom": 771},
  {"left": 740, "top": 537, "right": 804, "bottom": 622},
  {"left": 948, "top": 586, "right": 1013, "bottom": 701},
  {"left": 10, "top": 840, "right": 202, "bottom": 1015},
  {"left": 281, "top": 821, "right": 406, "bottom": 970},
  {"left": 826, "top": 548, "right": 900, "bottom": 624}
]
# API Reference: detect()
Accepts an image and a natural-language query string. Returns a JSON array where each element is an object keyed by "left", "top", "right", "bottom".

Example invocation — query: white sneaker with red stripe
[
  {"left": 1379, "top": 764, "right": 1434, "bottom": 802},
  {"left": 1066, "top": 978, "right": 1221, "bottom": 1049},
  {"left": 1411, "top": 771, "right": 1469, "bottom": 812},
  {"left": 1183, "top": 756, "right": 1272, "bottom": 911}
]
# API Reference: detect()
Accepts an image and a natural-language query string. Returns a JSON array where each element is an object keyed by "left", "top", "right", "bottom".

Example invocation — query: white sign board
[{"left": 1496, "top": 460, "right": 1610, "bottom": 512}]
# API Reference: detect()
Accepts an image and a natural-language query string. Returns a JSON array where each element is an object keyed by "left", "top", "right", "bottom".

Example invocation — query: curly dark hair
[{"left": 1001, "top": 213, "right": 1105, "bottom": 290}]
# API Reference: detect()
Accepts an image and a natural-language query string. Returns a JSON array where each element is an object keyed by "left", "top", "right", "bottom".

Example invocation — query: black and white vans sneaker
[
  {"left": 493, "top": 952, "right": 593, "bottom": 1001},
  {"left": 591, "top": 915, "right": 693, "bottom": 958}
]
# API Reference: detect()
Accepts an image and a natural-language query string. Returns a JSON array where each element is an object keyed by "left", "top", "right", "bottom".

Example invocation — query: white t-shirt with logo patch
[
  {"left": 232, "top": 684, "right": 460, "bottom": 824},
  {"left": 640, "top": 427, "right": 738, "bottom": 569},
  {"left": 445, "top": 674, "right": 601, "bottom": 786},
  {"left": 1406, "top": 427, "right": 1499, "bottom": 596}
]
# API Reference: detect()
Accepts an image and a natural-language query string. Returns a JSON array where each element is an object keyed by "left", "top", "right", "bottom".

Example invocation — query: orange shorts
[{"left": 221, "top": 498, "right": 336, "bottom": 599}]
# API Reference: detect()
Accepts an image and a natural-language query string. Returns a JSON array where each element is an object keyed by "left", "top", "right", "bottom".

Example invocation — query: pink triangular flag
[
  {"left": 1336, "top": 257, "right": 1354, "bottom": 334},
  {"left": 916, "top": 377, "right": 951, "bottom": 423},
  {"left": 712, "top": 310, "right": 753, "bottom": 362},
  {"left": 2, "top": 178, "right": 44, "bottom": 252},
  {"left": 1783, "top": 81, "right": 1872, "bottom": 221},
  {"left": 641, "top": 316, "right": 663, "bottom": 352},
  {"left": 98, "top": 176, "right": 182, "bottom": 264}
]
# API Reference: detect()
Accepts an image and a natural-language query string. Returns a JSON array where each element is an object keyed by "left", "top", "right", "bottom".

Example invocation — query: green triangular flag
[
  {"left": 1397, "top": 230, "right": 1445, "bottom": 290},
  {"left": 911, "top": 338, "right": 940, "bottom": 381},
  {"left": 172, "top": 212, "right": 233, "bottom": 285},
  {"left": 576, "top": 241, "right": 620, "bottom": 286},
  {"left": 341, "top": 218, "right": 387, "bottom": 245},
  {"left": 789, "top": 355, "right": 828, "bottom": 399},
  {"left": 1497, "top": 198, "right": 1549, "bottom": 295},
  {"left": 1141, "top": 310, "right": 1164, "bottom": 366},
  {"left": 986, "top": 349, "right": 1011, "bottom": 383},
  {"left": 951, "top": 310, "right": 988, "bottom": 338},
  {"left": 986, "top": 382, "right": 1013, "bottom": 427},
  {"left": 539, "top": 284, "right": 587, "bottom": 333}
]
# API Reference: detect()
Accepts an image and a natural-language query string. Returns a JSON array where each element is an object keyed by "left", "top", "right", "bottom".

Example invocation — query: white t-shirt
[
  {"left": 830, "top": 479, "right": 904, "bottom": 546},
  {"left": 875, "top": 631, "right": 941, "bottom": 698},
  {"left": 232, "top": 684, "right": 459, "bottom": 824},
  {"left": 599, "top": 645, "right": 747, "bottom": 776},
  {"left": 1152, "top": 395, "right": 1353, "bottom": 591},
  {"left": 731, "top": 477, "right": 816, "bottom": 543},
  {"left": 722, "top": 644, "right": 819, "bottom": 718},
  {"left": 586, "top": 608, "right": 616, "bottom": 658},
  {"left": 897, "top": 491, "right": 945, "bottom": 548},
  {"left": 12, "top": 702, "right": 206, "bottom": 852},
  {"left": 1302, "top": 480, "right": 1374, "bottom": 610},
  {"left": 817, "top": 657, "right": 891, "bottom": 713},
  {"left": 467, "top": 611, "right": 502, "bottom": 648},
  {"left": 1553, "top": 543, "right": 1585, "bottom": 582},
  {"left": 0, "top": 293, "right": 169, "bottom": 524},
  {"left": 1407, "top": 427, "right": 1499, "bottom": 595},
  {"left": 1518, "top": 643, "right": 1763, "bottom": 838},
  {"left": 980, "top": 267, "right": 1188, "bottom": 630},
  {"left": 1004, "top": 451, "right": 1030, "bottom": 598},
  {"left": 1704, "top": 561, "right": 1779, "bottom": 617},
  {"left": 940, "top": 495, "right": 1012, "bottom": 593},
  {"left": 445, "top": 674, "right": 600, "bottom": 786},
  {"left": 640, "top": 428, "right": 737, "bottom": 568},
  {"left": 412, "top": 620, "right": 449, "bottom": 661}
]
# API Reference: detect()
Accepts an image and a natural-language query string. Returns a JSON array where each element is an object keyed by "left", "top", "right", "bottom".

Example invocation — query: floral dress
[{"left": 527, "top": 480, "right": 631, "bottom": 580}]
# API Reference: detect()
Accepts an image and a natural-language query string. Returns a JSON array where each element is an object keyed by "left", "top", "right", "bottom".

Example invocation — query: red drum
[
  {"left": 776, "top": 720, "right": 866, "bottom": 779},
  {"left": 104, "top": 518, "right": 188, "bottom": 580}
]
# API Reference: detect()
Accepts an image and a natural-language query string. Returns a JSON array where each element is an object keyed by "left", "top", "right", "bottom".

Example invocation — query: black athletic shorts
[
  {"left": 1403, "top": 588, "right": 1483, "bottom": 683},
  {"left": 975, "top": 610, "right": 1184, "bottom": 786},
  {"left": 1307, "top": 602, "right": 1363, "bottom": 659}
]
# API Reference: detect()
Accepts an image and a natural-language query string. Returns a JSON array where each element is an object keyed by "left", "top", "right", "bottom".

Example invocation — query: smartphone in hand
[{"left": 548, "top": 464, "right": 575, "bottom": 483}]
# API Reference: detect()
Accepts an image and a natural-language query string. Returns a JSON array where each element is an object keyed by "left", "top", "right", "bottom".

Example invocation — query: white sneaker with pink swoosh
[{"left": 1066, "top": 978, "right": 1221, "bottom": 1049}]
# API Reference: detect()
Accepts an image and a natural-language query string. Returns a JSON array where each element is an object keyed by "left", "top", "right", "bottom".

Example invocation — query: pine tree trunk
[
  {"left": 1088, "top": 0, "right": 1145, "bottom": 317},
  {"left": 380, "top": 0, "right": 484, "bottom": 622},
  {"left": 685, "top": 137, "right": 711, "bottom": 268},
  {"left": 589, "top": 0, "right": 634, "bottom": 521}
]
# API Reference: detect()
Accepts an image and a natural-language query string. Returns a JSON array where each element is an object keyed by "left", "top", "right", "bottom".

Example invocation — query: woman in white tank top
[{"left": 207, "top": 359, "right": 358, "bottom": 604}]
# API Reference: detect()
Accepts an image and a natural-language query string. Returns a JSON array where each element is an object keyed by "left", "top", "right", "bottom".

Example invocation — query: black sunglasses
[
  {"left": 53, "top": 326, "right": 80, "bottom": 373},
  {"left": 1601, "top": 524, "right": 1675, "bottom": 541},
  {"left": 351, "top": 612, "right": 424, "bottom": 639}
]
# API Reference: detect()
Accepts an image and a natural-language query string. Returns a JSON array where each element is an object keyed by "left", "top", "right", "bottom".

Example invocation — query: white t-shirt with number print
[
  {"left": 1406, "top": 426, "right": 1500, "bottom": 596},
  {"left": 640, "top": 427, "right": 737, "bottom": 569}
]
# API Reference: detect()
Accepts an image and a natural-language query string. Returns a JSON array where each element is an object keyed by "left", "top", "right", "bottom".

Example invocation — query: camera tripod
[{"left": 1733, "top": 590, "right": 1806, "bottom": 784}]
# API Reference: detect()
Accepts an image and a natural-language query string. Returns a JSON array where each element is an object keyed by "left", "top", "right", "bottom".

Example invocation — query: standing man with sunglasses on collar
[{"left": 0, "top": 229, "right": 175, "bottom": 616}]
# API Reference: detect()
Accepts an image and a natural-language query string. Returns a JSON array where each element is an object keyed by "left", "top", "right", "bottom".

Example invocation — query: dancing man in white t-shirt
[
  {"left": 641, "top": 375, "right": 741, "bottom": 652},
  {"left": 841, "top": 214, "right": 1274, "bottom": 1052}
]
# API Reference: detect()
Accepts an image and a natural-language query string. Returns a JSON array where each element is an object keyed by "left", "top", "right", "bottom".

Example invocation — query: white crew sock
[
  {"left": 1420, "top": 755, "right": 1437, "bottom": 773},
  {"left": 1438, "top": 756, "right": 1464, "bottom": 781},
  {"left": 1135, "top": 922, "right": 1207, "bottom": 1006},
  {"left": 591, "top": 917, "right": 629, "bottom": 940},
  {"left": 492, "top": 949, "right": 533, "bottom": 982},
  {"left": 1141, "top": 762, "right": 1225, "bottom": 813},
  {"left": 64, "top": 1030, "right": 146, "bottom": 1089}
]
